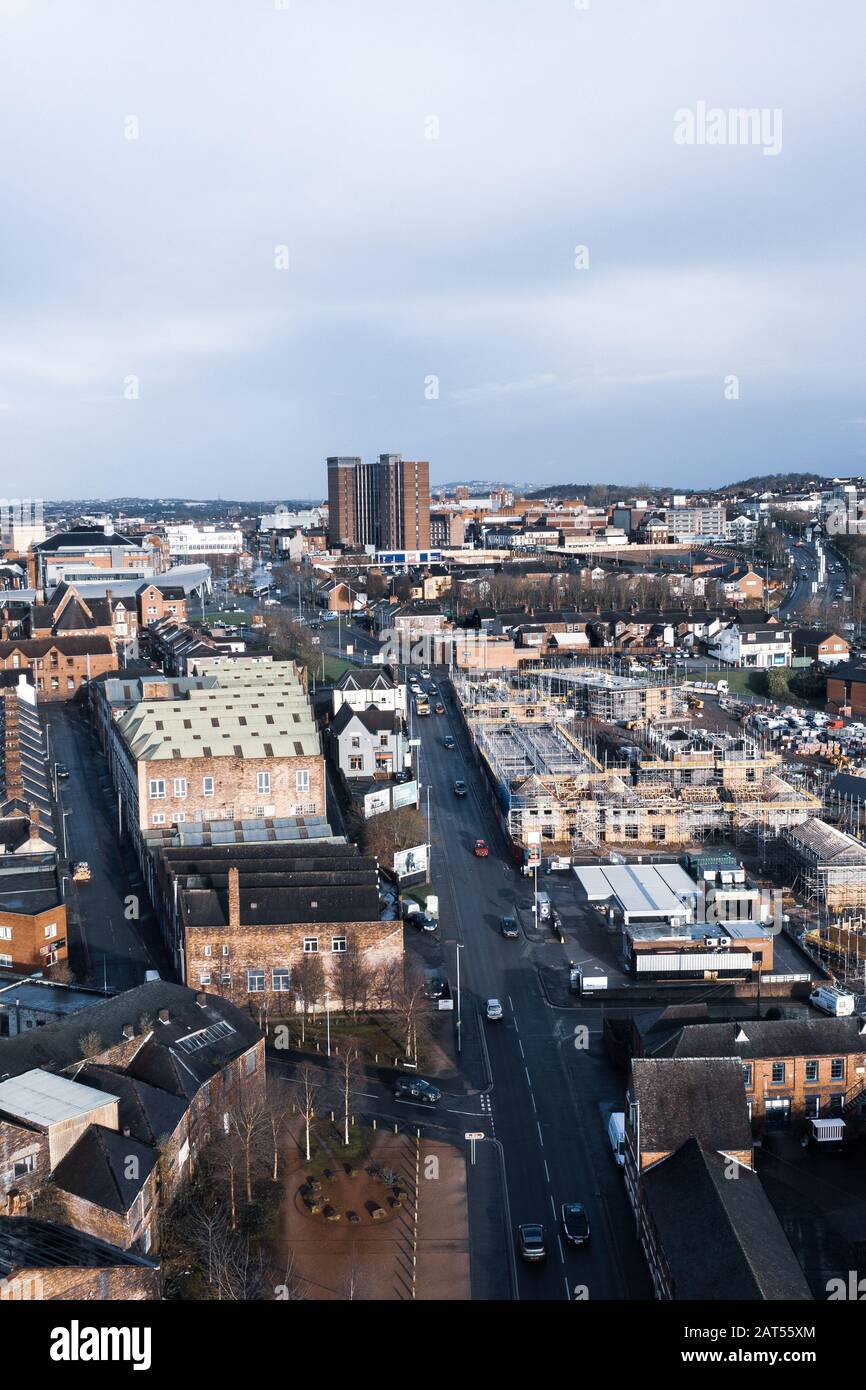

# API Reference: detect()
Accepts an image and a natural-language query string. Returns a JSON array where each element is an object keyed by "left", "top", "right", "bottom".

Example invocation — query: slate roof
[
  {"left": 78, "top": 1065, "right": 188, "bottom": 1145},
  {"left": 329, "top": 703, "right": 402, "bottom": 737},
  {"left": 53, "top": 1124, "right": 158, "bottom": 1213},
  {"left": 642, "top": 1138, "right": 811, "bottom": 1301},
  {"left": 651, "top": 1015, "right": 866, "bottom": 1062},
  {"left": 0, "top": 1217, "right": 159, "bottom": 1275},
  {"left": 34, "top": 527, "right": 139, "bottom": 552},
  {"left": 630, "top": 1057, "right": 753, "bottom": 1156}
]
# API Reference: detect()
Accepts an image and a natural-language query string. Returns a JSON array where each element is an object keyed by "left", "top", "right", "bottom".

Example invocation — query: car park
[
  {"left": 560, "top": 1202, "right": 590, "bottom": 1246},
  {"left": 517, "top": 1223, "right": 546, "bottom": 1262},
  {"left": 473, "top": 839, "right": 489, "bottom": 857},
  {"left": 500, "top": 916, "right": 519, "bottom": 939},
  {"left": 394, "top": 1077, "right": 441, "bottom": 1104},
  {"left": 485, "top": 998, "right": 503, "bottom": 1021},
  {"left": 454, "top": 779, "right": 467, "bottom": 796}
]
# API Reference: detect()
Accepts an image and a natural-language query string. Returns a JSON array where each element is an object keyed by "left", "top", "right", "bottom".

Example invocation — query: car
[
  {"left": 394, "top": 1077, "right": 441, "bottom": 1105},
  {"left": 443, "top": 734, "right": 455, "bottom": 750},
  {"left": 429, "top": 683, "right": 438, "bottom": 694},
  {"left": 560, "top": 1202, "right": 590, "bottom": 1246},
  {"left": 517, "top": 1223, "right": 546, "bottom": 1262},
  {"left": 500, "top": 916, "right": 519, "bottom": 939},
  {"left": 473, "top": 839, "right": 489, "bottom": 857},
  {"left": 55, "top": 764, "right": 70, "bottom": 780},
  {"left": 414, "top": 913, "right": 438, "bottom": 934},
  {"left": 72, "top": 862, "right": 91, "bottom": 882},
  {"left": 485, "top": 998, "right": 503, "bottom": 1021},
  {"left": 420, "top": 669, "right": 431, "bottom": 680},
  {"left": 435, "top": 703, "right": 445, "bottom": 715},
  {"left": 454, "top": 779, "right": 467, "bottom": 796}
]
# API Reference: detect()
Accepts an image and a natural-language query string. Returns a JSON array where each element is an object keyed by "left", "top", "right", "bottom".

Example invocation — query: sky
[{"left": 1, "top": 0, "right": 865, "bottom": 500}]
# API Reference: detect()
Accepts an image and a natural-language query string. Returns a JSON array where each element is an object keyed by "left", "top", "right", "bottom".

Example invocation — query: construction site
[
  {"left": 455, "top": 668, "right": 821, "bottom": 855},
  {"left": 779, "top": 818, "right": 866, "bottom": 990}
]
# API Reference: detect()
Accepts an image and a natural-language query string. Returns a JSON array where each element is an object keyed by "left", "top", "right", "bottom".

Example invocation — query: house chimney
[
  {"left": 196, "top": 992, "right": 208, "bottom": 1008},
  {"left": 228, "top": 866, "right": 241, "bottom": 928},
  {"left": 158, "top": 1008, "right": 170, "bottom": 1024},
  {"left": 28, "top": 804, "right": 40, "bottom": 841},
  {"left": 122, "top": 1023, "right": 135, "bottom": 1040}
]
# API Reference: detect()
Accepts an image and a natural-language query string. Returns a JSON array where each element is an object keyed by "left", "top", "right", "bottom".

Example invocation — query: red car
[
  {"left": 435, "top": 702, "right": 445, "bottom": 714},
  {"left": 473, "top": 839, "right": 489, "bottom": 858}
]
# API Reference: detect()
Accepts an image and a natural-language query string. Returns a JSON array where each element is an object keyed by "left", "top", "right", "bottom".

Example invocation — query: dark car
[
  {"left": 454, "top": 779, "right": 467, "bottom": 797},
  {"left": 394, "top": 1077, "right": 441, "bottom": 1105},
  {"left": 443, "top": 734, "right": 455, "bottom": 749},
  {"left": 518, "top": 1223, "right": 546, "bottom": 1262},
  {"left": 55, "top": 764, "right": 70, "bottom": 780},
  {"left": 561, "top": 1202, "right": 590, "bottom": 1246},
  {"left": 500, "top": 916, "right": 519, "bottom": 939}
]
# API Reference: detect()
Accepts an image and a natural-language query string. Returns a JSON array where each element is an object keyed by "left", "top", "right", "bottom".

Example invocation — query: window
[
  {"left": 742, "top": 1063, "right": 753, "bottom": 1088},
  {"left": 203, "top": 944, "right": 213, "bottom": 957},
  {"left": 200, "top": 971, "right": 212, "bottom": 985},
  {"left": 221, "top": 944, "right": 230, "bottom": 957},
  {"left": 247, "top": 969, "right": 265, "bottom": 993},
  {"left": 331, "top": 936, "right": 347, "bottom": 953},
  {"left": 203, "top": 776, "right": 215, "bottom": 797},
  {"left": 13, "top": 1155, "right": 36, "bottom": 1177},
  {"left": 830, "top": 1058, "right": 845, "bottom": 1082},
  {"left": 303, "top": 937, "right": 319, "bottom": 953},
  {"left": 351, "top": 736, "right": 361, "bottom": 749},
  {"left": 173, "top": 778, "right": 188, "bottom": 797},
  {"left": 349, "top": 756, "right": 363, "bottom": 772},
  {"left": 44, "top": 923, "right": 56, "bottom": 940},
  {"left": 152, "top": 813, "right": 165, "bottom": 826},
  {"left": 805, "top": 1059, "right": 819, "bottom": 1083},
  {"left": 175, "top": 812, "right": 186, "bottom": 823},
  {"left": 245, "top": 1051, "right": 257, "bottom": 1075},
  {"left": 296, "top": 769, "right": 310, "bottom": 793},
  {"left": 272, "top": 967, "right": 291, "bottom": 992},
  {"left": 771, "top": 1062, "right": 786, "bottom": 1085},
  {"left": 0, "top": 927, "right": 11, "bottom": 941},
  {"left": 0, "top": 956, "right": 12, "bottom": 969},
  {"left": 149, "top": 778, "right": 166, "bottom": 799},
  {"left": 256, "top": 771, "right": 271, "bottom": 795}
]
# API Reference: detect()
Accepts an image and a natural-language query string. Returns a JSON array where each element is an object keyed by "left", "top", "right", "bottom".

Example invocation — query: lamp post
[
  {"left": 325, "top": 993, "right": 331, "bottom": 1058},
  {"left": 455, "top": 942, "right": 464, "bottom": 1054}
]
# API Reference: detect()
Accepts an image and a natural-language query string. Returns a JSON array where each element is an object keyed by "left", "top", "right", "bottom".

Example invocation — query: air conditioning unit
[
  {"left": 705, "top": 937, "right": 720, "bottom": 947},
  {"left": 719, "top": 936, "right": 732, "bottom": 946}
]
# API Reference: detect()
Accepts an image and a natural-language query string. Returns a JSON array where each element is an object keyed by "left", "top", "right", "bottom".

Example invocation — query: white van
[
  {"left": 608, "top": 1111, "right": 626, "bottom": 1167},
  {"left": 810, "top": 985, "right": 856, "bottom": 1017},
  {"left": 535, "top": 891, "right": 552, "bottom": 922}
]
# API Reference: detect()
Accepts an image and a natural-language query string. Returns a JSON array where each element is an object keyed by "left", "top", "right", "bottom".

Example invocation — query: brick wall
[
  {"left": 745, "top": 1050, "right": 866, "bottom": 1121},
  {"left": 0, "top": 903, "right": 68, "bottom": 973},
  {"left": 136, "top": 751, "right": 326, "bottom": 831},
  {"left": 0, "top": 1263, "right": 160, "bottom": 1300},
  {"left": 0, "top": 1120, "right": 50, "bottom": 1213},
  {"left": 137, "top": 585, "right": 188, "bottom": 625}
]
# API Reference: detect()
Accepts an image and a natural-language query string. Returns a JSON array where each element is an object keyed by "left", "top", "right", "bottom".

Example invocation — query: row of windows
[
  {"left": 743, "top": 1059, "right": 847, "bottom": 1086},
  {"left": 200, "top": 942, "right": 347, "bottom": 957},
  {"left": 149, "top": 771, "right": 310, "bottom": 799},
  {"left": 0, "top": 924, "right": 57, "bottom": 942}
]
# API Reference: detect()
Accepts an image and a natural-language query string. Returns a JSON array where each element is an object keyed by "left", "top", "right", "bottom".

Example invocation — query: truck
[
  {"left": 608, "top": 1112, "right": 626, "bottom": 1168},
  {"left": 569, "top": 964, "right": 609, "bottom": 995},
  {"left": 810, "top": 984, "right": 856, "bottom": 1017},
  {"left": 415, "top": 693, "right": 430, "bottom": 716}
]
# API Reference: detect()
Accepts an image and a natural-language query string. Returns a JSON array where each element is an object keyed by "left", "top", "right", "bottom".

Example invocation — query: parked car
[
  {"left": 517, "top": 1223, "right": 546, "bottom": 1262},
  {"left": 443, "top": 734, "right": 455, "bottom": 749},
  {"left": 454, "top": 779, "right": 467, "bottom": 796},
  {"left": 560, "top": 1202, "right": 590, "bottom": 1246},
  {"left": 473, "top": 839, "right": 489, "bottom": 857},
  {"left": 414, "top": 913, "right": 438, "bottom": 934},
  {"left": 485, "top": 998, "right": 503, "bottom": 1021},
  {"left": 72, "top": 862, "right": 91, "bottom": 882},
  {"left": 394, "top": 1077, "right": 441, "bottom": 1105},
  {"left": 500, "top": 916, "right": 519, "bottom": 939},
  {"left": 55, "top": 764, "right": 70, "bottom": 780}
]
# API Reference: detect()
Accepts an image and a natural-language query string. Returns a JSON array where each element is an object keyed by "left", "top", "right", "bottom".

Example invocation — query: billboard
[
  {"left": 392, "top": 779, "right": 419, "bottom": 810},
  {"left": 393, "top": 843, "right": 429, "bottom": 880},
  {"left": 363, "top": 787, "right": 391, "bottom": 819}
]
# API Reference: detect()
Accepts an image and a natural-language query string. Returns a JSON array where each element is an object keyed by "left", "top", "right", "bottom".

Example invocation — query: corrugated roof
[{"left": 0, "top": 1068, "right": 117, "bottom": 1128}]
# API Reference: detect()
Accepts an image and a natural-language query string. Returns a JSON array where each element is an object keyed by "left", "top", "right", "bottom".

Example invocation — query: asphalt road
[
  {"left": 411, "top": 676, "right": 652, "bottom": 1301},
  {"left": 43, "top": 703, "right": 165, "bottom": 992}
]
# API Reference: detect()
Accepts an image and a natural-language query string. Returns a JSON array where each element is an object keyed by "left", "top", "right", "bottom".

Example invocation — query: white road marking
[
  {"left": 536, "top": 1121, "right": 544, "bottom": 1148},
  {"left": 549, "top": 1194, "right": 556, "bottom": 1218},
  {"left": 524, "top": 1066, "right": 532, "bottom": 1087},
  {"left": 544, "top": 1161, "right": 550, "bottom": 1183},
  {"left": 518, "top": 1039, "right": 525, "bottom": 1058},
  {"left": 558, "top": 1237, "right": 566, "bottom": 1265}
]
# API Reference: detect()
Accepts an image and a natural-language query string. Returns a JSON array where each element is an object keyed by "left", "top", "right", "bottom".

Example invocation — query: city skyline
[{"left": 3, "top": 1, "right": 865, "bottom": 497}]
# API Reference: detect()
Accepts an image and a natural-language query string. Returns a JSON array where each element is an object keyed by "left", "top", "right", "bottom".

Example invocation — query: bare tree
[
  {"left": 338, "top": 1040, "right": 360, "bottom": 1147},
  {"left": 229, "top": 1097, "right": 268, "bottom": 1204},
  {"left": 78, "top": 1030, "right": 103, "bottom": 1058},
  {"left": 394, "top": 965, "right": 428, "bottom": 1063},
  {"left": 265, "top": 1079, "right": 293, "bottom": 1182},
  {"left": 297, "top": 1064, "right": 318, "bottom": 1164},
  {"left": 293, "top": 951, "right": 326, "bottom": 1039}
]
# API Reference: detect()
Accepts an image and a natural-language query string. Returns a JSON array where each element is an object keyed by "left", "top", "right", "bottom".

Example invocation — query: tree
[
  {"left": 292, "top": 950, "right": 326, "bottom": 1036},
  {"left": 338, "top": 1040, "right": 360, "bottom": 1147},
  {"left": 333, "top": 932, "right": 373, "bottom": 1017},
  {"left": 78, "top": 1030, "right": 103, "bottom": 1059},
  {"left": 264, "top": 1079, "right": 293, "bottom": 1182},
  {"left": 229, "top": 1097, "right": 268, "bottom": 1204},
  {"left": 766, "top": 667, "right": 791, "bottom": 700},
  {"left": 394, "top": 964, "right": 428, "bottom": 1063},
  {"left": 297, "top": 1064, "right": 318, "bottom": 1163},
  {"left": 359, "top": 806, "right": 427, "bottom": 866}
]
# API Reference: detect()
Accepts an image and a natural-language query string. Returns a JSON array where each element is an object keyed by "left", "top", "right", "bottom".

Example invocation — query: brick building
[
  {"left": 826, "top": 661, "right": 866, "bottom": 715},
  {"left": 0, "top": 635, "right": 115, "bottom": 700},
  {"left": 136, "top": 581, "right": 188, "bottom": 626},
  {"left": 151, "top": 842, "right": 403, "bottom": 1012},
  {"left": 0, "top": 1218, "right": 161, "bottom": 1300}
]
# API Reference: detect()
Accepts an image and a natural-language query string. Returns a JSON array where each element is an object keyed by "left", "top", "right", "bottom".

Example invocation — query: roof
[
  {"left": 575, "top": 862, "right": 700, "bottom": 919},
  {"left": 53, "top": 1124, "right": 158, "bottom": 1213},
  {"left": 0, "top": 1068, "right": 116, "bottom": 1129},
  {"left": 0, "top": 635, "right": 113, "bottom": 658},
  {"left": 641, "top": 1138, "right": 812, "bottom": 1300},
  {"left": 651, "top": 1015, "right": 866, "bottom": 1061},
  {"left": 0, "top": 981, "right": 263, "bottom": 1084},
  {"left": 34, "top": 526, "right": 140, "bottom": 553},
  {"left": 335, "top": 669, "right": 395, "bottom": 691},
  {"left": 630, "top": 1057, "right": 754, "bottom": 1155},
  {"left": 784, "top": 816, "right": 866, "bottom": 866},
  {"left": 329, "top": 703, "right": 402, "bottom": 738},
  {"left": 78, "top": 1065, "right": 187, "bottom": 1145},
  {"left": 0, "top": 1217, "right": 159, "bottom": 1276}
]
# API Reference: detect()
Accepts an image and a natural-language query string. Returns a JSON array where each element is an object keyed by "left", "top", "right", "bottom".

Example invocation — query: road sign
[
  {"left": 464, "top": 1130, "right": 485, "bottom": 1164},
  {"left": 464, "top": 1131, "right": 485, "bottom": 1141}
]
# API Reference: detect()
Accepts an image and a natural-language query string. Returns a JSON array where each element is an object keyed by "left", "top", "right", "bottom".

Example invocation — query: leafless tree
[
  {"left": 338, "top": 1040, "right": 361, "bottom": 1147},
  {"left": 229, "top": 1097, "right": 269, "bottom": 1204},
  {"left": 297, "top": 1064, "right": 318, "bottom": 1163},
  {"left": 78, "top": 1030, "right": 103, "bottom": 1058},
  {"left": 265, "top": 1079, "right": 293, "bottom": 1181},
  {"left": 292, "top": 951, "right": 326, "bottom": 1038},
  {"left": 394, "top": 965, "right": 428, "bottom": 1063}
]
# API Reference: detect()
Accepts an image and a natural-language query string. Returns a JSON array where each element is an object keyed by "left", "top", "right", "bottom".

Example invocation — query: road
[
  {"left": 410, "top": 677, "right": 652, "bottom": 1301},
  {"left": 43, "top": 703, "right": 166, "bottom": 992}
]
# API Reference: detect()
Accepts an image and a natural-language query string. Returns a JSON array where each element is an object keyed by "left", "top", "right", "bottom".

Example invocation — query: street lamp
[
  {"left": 455, "top": 942, "right": 464, "bottom": 1054},
  {"left": 61, "top": 809, "right": 72, "bottom": 860},
  {"left": 325, "top": 992, "right": 331, "bottom": 1058}
]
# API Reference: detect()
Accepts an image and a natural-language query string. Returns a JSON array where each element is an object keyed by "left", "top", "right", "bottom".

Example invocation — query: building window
[
  {"left": 13, "top": 1155, "right": 36, "bottom": 1177},
  {"left": 805, "top": 1059, "right": 819, "bottom": 1083},
  {"left": 742, "top": 1063, "right": 753, "bottom": 1088},
  {"left": 247, "top": 969, "right": 265, "bottom": 993},
  {"left": 771, "top": 1062, "right": 786, "bottom": 1085},
  {"left": 173, "top": 778, "right": 188, "bottom": 797},
  {"left": 203, "top": 776, "right": 215, "bottom": 796},
  {"left": 245, "top": 1052, "right": 257, "bottom": 1075},
  {"left": 830, "top": 1058, "right": 845, "bottom": 1082},
  {"left": 152, "top": 813, "right": 165, "bottom": 826},
  {"left": 331, "top": 936, "right": 347, "bottom": 953},
  {"left": 221, "top": 944, "right": 230, "bottom": 957},
  {"left": 0, "top": 927, "right": 11, "bottom": 941},
  {"left": 349, "top": 756, "right": 363, "bottom": 772},
  {"left": 273, "top": 967, "right": 291, "bottom": 991},
  {"left": 43, "top": 923, "right": 56, "bottom": 939},
  {"left": 296, "top": 770, "right": 310, "bottom": 793},
  {"left": 149, "top": 779, "right": 166, "bottom": 799},
  {"left": 200, "top": 972, "right": 212, "bottom": 985},
  {"left": 303, "top": 937, "right": 319, "bottom": 953},
  {"left": 203, "top": 944, "right": 213, "bottom": 957},
  {"left": 0, "top": 956, "right": 12, "bottom": 969},
  {"left": 256, "top": 771, "right": 271, "bottom": 795}
]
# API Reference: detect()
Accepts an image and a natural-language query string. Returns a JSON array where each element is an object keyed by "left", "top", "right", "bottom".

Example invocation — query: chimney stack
[{"left": 228, "top": 866, "right": 241, "bottom": 929}]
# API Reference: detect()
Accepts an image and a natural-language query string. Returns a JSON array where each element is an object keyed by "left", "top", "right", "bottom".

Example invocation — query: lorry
[
  {"left": 810, "top": 984, "right": 856, "bottom": 1017},
  {"left": 608, "top": 1112, "right": 626, "bottom": 1167},
  {"left": 569, "top": 964, "right": 609, "bottom": 995}
]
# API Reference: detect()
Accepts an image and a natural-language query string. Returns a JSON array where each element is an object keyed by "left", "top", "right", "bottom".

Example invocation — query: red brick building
[{"left": 0, "top": 636, "right": 115, "bottom": 700}]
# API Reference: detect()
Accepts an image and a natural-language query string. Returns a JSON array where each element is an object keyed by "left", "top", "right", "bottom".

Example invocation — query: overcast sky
[{"left": 2, "top": 0, "right": 864, "bottom": 500}]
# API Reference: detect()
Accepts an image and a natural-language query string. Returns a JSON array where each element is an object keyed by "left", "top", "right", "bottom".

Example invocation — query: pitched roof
[
  {"left": 336, "top": 669, "right": 394, "bottom": 691},
  {"left": 642, "top": 1138, "right": 811, "bottom": 1301},
  {"left": 53, "top": 1124, "right": 158, "bottom": 1213},
  {"left": 652, "top": 1015, "right": 866, "bottom": 1062},
  {"left": 329, "top": 702, "right": 402, "bottom": 737},
  {"left": 0, "top": 1217, "right": 159, "bottom": 1275},
  {"left": 630, "top": 1057, "right": 753, "bottom": 1156},
  {"left": 78, "top": 1065, "right": 188, "bottom": 1145}
]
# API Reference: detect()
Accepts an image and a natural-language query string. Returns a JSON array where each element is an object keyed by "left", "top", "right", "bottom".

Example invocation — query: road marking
[
  {"left": 518, "top": 1039, "right": 525, "bottom": 1058},
  {"left": 549, "top": 1194, "right": 556, "bottom": 1219},
  {"left": 536, "top": 1121, "right": 544, "bottom": 1148},
  {"left": 544, "top": 1160, "right": 550, "bottom": 1183},
  {"left": 524, "top": 1066, "right": 532, "bottom": 1087},
  {"left": 558, "top": 1237, "right": 565, "bottom": 1265},
  {"left": 563, "top": 1276, "right": 570, "bottom": 1299}
]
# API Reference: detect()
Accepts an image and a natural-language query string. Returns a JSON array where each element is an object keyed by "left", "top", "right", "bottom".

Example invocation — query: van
[
  {"left": 608, "top": 1111, "right": 626, "bottom": 1167},
  {"left": 535, "top": 891, "right": 551, "bottom": 922},
  {"left": 810, "top": 985, "right": 856, "bottom": 1017}
]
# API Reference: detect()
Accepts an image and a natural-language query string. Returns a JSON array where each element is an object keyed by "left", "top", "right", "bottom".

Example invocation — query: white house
[
  {"left": 332, "top": 668, "right": 407, "bottom": 718},
  {"left": 709, "top": 622, "right": 792, "bottom": 668}
]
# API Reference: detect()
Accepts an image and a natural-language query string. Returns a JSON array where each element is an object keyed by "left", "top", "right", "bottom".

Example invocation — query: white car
[
  {"left": 485, "top": 998, "right": 503, "bottom": 1021},
  {"left": 421, "top": 669, "right": 431, "bottom": 680}
]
